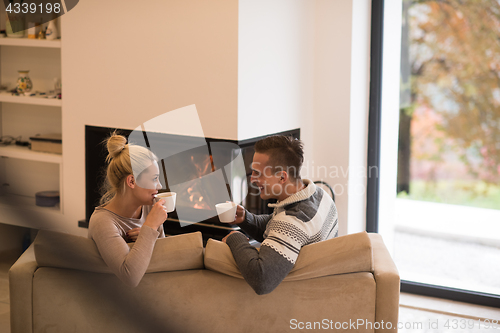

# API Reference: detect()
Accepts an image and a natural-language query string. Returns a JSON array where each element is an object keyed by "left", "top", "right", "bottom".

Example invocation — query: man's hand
[
  {"left": 229, "top": 205, "right": 246, "bottom": 225},
  {"left": 126, "top": 227, "right": 141, "bottom": 242},
  {"left": 221, "top": 231, "right": 248, "bottom": 243}
]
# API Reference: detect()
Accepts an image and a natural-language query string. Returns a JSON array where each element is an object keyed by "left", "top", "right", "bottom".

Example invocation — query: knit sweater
[
  {"left": 88, "top": 205, "right": 165, "bottom": 287},
  {"left": 226, "top": 179, "right": 338, "bottom": 294}
]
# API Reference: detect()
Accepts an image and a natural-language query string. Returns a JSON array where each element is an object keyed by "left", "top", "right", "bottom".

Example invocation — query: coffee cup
[
  {"left": 215, "top": 202, "right": 237, "bottom": 223},
  {"left": 155, "top": 192, "right": 177, "bottom": 212}
]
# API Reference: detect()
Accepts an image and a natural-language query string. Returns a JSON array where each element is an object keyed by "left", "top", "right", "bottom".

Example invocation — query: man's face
[{"left": 250, "top": 152, "right": 283, "bottom": 200}]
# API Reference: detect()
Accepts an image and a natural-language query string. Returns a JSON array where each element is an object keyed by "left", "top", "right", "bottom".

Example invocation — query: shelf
[
  {"left": 0, "top": 193, "right": 62, "bottom": 228},
  {"left": 0, "top": 37, "right": 61, "bottom": 48},
  {"left": 0, "top": 193, "right": 60, "bottom": 212},
  {"left": 0, "top": 145, "right": 62, "bottom": 164},
  {"left": 0, "top": 91, "right": 61, "bottom": 106}
]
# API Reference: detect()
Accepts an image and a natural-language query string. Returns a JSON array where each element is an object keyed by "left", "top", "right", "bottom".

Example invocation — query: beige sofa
[{"left": 10, "top": 230, "right": 400, "bottom": 333}]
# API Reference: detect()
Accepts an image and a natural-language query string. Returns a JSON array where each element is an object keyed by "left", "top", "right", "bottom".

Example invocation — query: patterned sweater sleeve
[
  {"left": 260, "top": 217, "right": 308, "bottom": 264},
  {"left": 89, "top": 219, "right": 159, "bottom": 287},
  {"left": 237, "top": 210, "right": 272, "bottom": 242},
  {"left": 226, "top": 232, "right": 294, "bottom": 295}
]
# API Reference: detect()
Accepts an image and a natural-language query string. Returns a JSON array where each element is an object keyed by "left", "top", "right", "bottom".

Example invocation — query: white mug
[
  {"left": 155, "top": 192, "right": 177, "bottom": 212},
  {"left": 215, "top": 202, "right": 237, "bottom": 223}
]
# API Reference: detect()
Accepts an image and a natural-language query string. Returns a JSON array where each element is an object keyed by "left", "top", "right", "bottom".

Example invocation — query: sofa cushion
[
  {"left": 204, "top": 231, "right": 373, "bottom": 281},
  {"left": 34, "top": 230, "right": 204, "bottom": 273}
]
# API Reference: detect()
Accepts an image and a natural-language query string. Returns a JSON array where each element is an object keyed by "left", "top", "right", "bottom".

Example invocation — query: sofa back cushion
[
  {"left": 34, "top": 230, "right": 204, "bottom": 273},
  {"left": 204, "top": 231, "right": 373, "bottom": 281}
]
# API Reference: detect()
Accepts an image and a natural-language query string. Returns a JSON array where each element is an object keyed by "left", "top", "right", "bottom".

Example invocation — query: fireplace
[{"left": 83, "top": 125, "right": 300, "bottom": 241}]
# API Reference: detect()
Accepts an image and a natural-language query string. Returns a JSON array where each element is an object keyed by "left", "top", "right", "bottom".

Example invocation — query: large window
[{"left": 369, "top": 0, "right": 500, "bottom": 306}]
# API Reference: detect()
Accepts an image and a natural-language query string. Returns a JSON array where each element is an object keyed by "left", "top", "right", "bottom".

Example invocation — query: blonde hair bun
[
  {"left": 107, "top": 134, "right": 127, "bottom": 159},
  {"left": 99, "top": 131, "right": 159, "bottom": 205}
]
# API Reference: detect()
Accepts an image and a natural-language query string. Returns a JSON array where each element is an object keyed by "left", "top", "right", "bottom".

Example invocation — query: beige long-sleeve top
[{"left": 88, "top": 205, "right": 165, "bottom": 287}]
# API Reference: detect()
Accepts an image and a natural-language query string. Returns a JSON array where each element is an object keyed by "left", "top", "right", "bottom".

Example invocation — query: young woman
[{"left": 88, "top": 133, "right": 168, "bottom": 287}]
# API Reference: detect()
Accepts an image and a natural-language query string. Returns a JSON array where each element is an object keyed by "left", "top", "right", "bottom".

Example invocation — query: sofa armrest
[
  {"left": 9, "top": 243, "right": 38, "bottom": 333},
  {"left": 368, "top": 233, "right": 400, "bottom": 332}
]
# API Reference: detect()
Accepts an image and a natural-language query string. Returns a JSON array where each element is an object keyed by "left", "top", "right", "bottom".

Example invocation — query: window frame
[{"left": 366, "top": 0, "right": 500, "bottom": 308}]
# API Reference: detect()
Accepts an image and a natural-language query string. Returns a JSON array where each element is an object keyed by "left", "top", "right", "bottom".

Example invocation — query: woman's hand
[
  {"left": 126, "top": 228, "right": 141, "bottom": 242},
  {"left": 143, "top": 199, "right": 168, "bottom": 231}
]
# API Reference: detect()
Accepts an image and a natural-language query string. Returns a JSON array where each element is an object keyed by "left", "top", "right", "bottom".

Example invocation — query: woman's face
[{"left": 134, "top": 160, "right": 162, "bottom": 205}]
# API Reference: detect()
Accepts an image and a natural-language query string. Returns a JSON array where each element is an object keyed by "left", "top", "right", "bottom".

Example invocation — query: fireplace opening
[{"left": 84, "top": 125, "right": 300, "bottom": 241}]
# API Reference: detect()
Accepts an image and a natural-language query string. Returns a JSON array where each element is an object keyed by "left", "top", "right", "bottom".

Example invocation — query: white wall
[
  {"left": 378, "top": 0, "right": 403, "bottom": 253},
  {"left": 62, "top": 0, "right": 238, "bottom": 235},
  {"left": 238, "top": 0, "right": 371, "bottom": 236},
  {"left": 348, "top": 0, "right": 371, "bottom": 234},
  {"left": 55, "top": 0, "right": 371, "bottom": 236},
  {"left": 311, "top": 0, "right": 371, "bottom": 236},
  {"left": 237, "top": 0, "right": 315, "bottom": 143}
]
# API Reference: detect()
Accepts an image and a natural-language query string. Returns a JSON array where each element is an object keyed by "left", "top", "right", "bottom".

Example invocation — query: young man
[{"left": 222, "top": 135, "right": 338, "bottom": 295}]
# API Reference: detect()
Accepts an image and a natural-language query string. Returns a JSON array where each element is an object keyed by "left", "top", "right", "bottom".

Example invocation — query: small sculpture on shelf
[
  {"left": 34, "top": 19, "right": 50, "bottom": 40},
  {"left": 38, "top": 22, "right": 46, "bottom": 40},
  {"left": 45, "top": 20, "right": 58, "bottom": 40},
  {"left": 16, "top": 70, "right": 33, "bottom": 93}
]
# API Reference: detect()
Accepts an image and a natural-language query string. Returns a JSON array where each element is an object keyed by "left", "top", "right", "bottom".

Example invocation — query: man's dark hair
[{"left": 254, "top": 135, "right": 304, "bottom": 180}]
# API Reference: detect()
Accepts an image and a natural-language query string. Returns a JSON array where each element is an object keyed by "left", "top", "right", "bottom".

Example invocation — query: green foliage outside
[
  {"left": 397, "top": 180, "right": 500, "bottom": 210},
  {"left": 398, "top": 0, "right": 500, "bottom": 210}
]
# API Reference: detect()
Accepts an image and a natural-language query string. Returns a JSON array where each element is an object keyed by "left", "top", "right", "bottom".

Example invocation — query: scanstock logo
[
  {"left": 128, "top": 105, "right": 248, "bottom": 227},
  {"left": 4, "top": 0, "right": 79, "bottom": 33}
]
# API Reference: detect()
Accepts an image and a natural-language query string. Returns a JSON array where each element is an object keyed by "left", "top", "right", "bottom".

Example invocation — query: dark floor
[{"left": 0, "top": 251, "right": 20, "bottom": 333}]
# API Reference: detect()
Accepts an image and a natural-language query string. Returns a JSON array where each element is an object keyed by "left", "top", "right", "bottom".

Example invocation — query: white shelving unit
[
  {"left": 0, "top": 145, "right": 62, "bottom": 163},
  {"left": 0, "top": 33, "right": 63, "bottom": 226},
  {"left": 0, "top": 193, "right": 62, "bottom": 230},
  {"left": 0, "top": 91, "right": 62, "bottom": 107},
  {"left": 0, "top": 193, "right": 60, "bottom": 213},
  {"left": 0, "top": 38, "right": 61, "bottom": 48}
]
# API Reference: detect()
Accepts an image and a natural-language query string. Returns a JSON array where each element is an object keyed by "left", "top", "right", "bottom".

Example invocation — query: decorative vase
[
  {"left": 6, "top": 14, "right": 25, "bottom": 38},
  {"left": 45, "top": 20, "right": 58, "bottom": 40},
  {"left": 16, "top": 71, "right": 33, "bottom": 93}
]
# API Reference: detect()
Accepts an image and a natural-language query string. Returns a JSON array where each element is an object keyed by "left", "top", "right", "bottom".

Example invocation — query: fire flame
[{"left": 182, "top": 154, "right": 213, "bottom": 210}]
